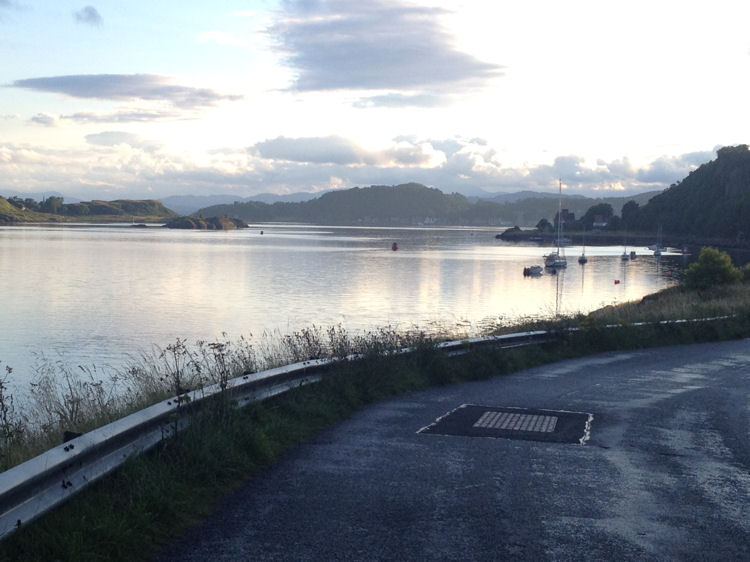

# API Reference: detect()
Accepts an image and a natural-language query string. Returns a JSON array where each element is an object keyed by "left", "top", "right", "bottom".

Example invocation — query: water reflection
[{"left": 0, "top": 225, "right": 682, "bottom": 384}]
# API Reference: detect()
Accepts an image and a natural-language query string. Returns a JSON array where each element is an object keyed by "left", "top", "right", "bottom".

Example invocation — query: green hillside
[
  {"left": 0, "top": 196, "right": 178, "bottom": 223},
  {"left": 197, "top": 183, "right": 651, "bottom": 227},
  {"left": 0, "top": 196, "right": 45, "bottom": 223},
  {"left": 629, "top": 145, "right": 750, "bottom": 241}
]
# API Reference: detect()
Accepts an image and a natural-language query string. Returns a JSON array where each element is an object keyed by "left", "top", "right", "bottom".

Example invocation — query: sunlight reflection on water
[{"left": 0, "top": 224, "right": 684, "bottom": 386}]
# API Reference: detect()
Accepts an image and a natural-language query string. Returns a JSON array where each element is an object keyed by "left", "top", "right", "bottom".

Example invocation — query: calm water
[{"left": 0, "top": 224, "right": 683, "bottom": 387}]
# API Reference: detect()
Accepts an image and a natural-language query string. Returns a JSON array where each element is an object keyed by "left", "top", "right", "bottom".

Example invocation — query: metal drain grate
[
  {"left": 473, "top": 411, "right": 558, "bottom": 433},
  {"left": 419, "top": 404, "right": 593, "bottom": 444}
]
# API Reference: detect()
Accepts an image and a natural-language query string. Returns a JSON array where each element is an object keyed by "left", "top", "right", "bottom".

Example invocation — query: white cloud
[
  {"left": 12, "top": 74, "right": 242, "bottom": 109},
  {"left": 269, "top": 0, "right": 502, "bottom": 105},
  {"left": 62, "top": 109, "right": 183, "bottom": 123},
  {"left": 74, "top": 6, "right": 102, "bottom": 27},
  {"left": 29, "top": 113, "right": 57, "bottom": 127},
  {"left": 251, "top": 135, "right": 436, "bottom": 167}
]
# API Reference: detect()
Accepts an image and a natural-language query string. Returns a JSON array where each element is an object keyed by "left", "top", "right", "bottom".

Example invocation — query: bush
[{"left": 683, "top": 247, "right": 742, "bottom": 290}]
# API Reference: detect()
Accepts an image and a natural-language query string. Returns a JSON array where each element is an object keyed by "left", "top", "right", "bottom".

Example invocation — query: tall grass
[
  {"left": 3, "top": 284, "right": 750, "bottom": 560},
  {"left": 3, "top": 283, "right": 750, "bottom": 470},
  {"left": 0, "top": 325, "right": 442, "bottom": 471},
  {"left": 3, "top": 283, "right": 750, "bottom": 471}
]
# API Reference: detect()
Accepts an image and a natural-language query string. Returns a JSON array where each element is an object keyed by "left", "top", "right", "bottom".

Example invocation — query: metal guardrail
[
  {"left": 0, "top": 316, "right": 732, "bottom": 539},
  {"left": 0, "top": 330, "right": 547, "bottom": 539}
]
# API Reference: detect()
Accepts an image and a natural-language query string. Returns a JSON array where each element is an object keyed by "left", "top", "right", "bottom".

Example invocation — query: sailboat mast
[{"left": 557, "top": 178, "right": 562, "bottom": 248}]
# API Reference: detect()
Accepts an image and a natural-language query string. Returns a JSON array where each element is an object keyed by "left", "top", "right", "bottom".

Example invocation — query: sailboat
[
  {"left": 653, "top": 225, "right": 663, "bottom": 257},
  {"left": 578, "top": 230, "right": 588, "bottom": 264},
  {"left": 545, "top": 179, "right": 567, "bottom": 269}
]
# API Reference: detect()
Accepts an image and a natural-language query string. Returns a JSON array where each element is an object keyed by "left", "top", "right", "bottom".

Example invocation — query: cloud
[
  {"left": 74, "top": 6, "right": 102, "bottom": 27},
  {"left": 29, "top": 113, "right": 57, "bottom": 127},
  {"left": 253, "top": 136, "right": 367, "bottom": 165},
  {"left": 62, "top": 109, "right": 182, "bottom": 123},
  {"left": 353, "top": 93, "right": 444, "bottom": 108},
  {"left": 252, "top": 135, "right": 434, "bottom": 166},
  {"left": 636, "top": 151, "right": 711, "bottom": 184},
  {"left": 12, "top": 74, "right": 242, "bottom": 109},
  {"left": 0, "top": 135, "right": 712, "bottom": 202},
  {"left": 85, "top": 131, "right": 152, "bottom": 148},
  {"left": 270, "top": 0, "right": 502, "bottom": 103},
  {"left": 85, "top": 131, "right": 163, "bottom": 154}
]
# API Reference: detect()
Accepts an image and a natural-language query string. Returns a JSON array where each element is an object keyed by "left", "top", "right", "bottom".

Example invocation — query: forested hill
[
  {"left": 0, "top": 196, "right": 177, "bottom": 223},
  {"left": 196, "top": 183, "right": 652, "bottom": 227},
  {"left": 198, "top": 183, "right": 474, "bottom": 225},
  {"left": 626, "top": 145, "right": 750, "bottom": 240}
]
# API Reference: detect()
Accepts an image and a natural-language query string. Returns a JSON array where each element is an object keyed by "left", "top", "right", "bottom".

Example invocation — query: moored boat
[{"left": 544, "top": 179, "right": 567, "bottom": 269}]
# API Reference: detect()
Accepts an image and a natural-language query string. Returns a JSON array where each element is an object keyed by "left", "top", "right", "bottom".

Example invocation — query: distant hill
[
  {"left": 472, "top": 190, "right": 585, "bottom": 204},
  {"left": 197, "top": 183, "right": 475, "bottom": 225},
  {"left": 0, "top": 196, "right": 177, "bottom": 223},
  {"left": 159, "top": 194, "right": 244, "bottom": 215},
  {"left": 486, "top": 191, "right": 659, "bottom": 227},
  {"left": 160, "top": 192, "right": 319, "bottom": 215},
  {"left": 0, "top": 190, "right": 80, "bottom": 203},
  {"left": 62, "top": 199, "right": 178, "bottom": 219},
  {"left": 628, "top": 145, "right": 750, "bottom": 241},
  {"left": 195, "top": 183, "right": 655, "bottom": 227}
]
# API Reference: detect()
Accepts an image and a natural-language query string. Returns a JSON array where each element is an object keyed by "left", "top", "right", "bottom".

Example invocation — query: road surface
[{"left": 156, "top": 340, "right": 750, "bottom": 561}]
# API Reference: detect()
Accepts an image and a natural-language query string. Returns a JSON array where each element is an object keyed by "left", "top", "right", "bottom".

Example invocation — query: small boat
[
  {"left": 523, "top": 265, "right": 543, "bottom": 276},
  {"left": 578, "top": 232, "right": 587, "bottom": 264},
  {"left": 544, "top": 179, "right": 567, "bottom": 269}
]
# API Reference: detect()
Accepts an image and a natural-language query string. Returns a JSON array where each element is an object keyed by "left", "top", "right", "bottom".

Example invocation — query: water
[{"left": 0, "top": 223, "right": 683, "bottom": 387}]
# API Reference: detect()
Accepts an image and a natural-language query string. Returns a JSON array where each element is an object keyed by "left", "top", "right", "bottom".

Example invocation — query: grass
[{"left": 2, "top": 283, "right": 750, "bottom": 560}]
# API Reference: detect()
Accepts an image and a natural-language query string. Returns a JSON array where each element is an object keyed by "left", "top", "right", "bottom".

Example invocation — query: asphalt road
[{"left": 155, "top": 340, "right": 750, "bottom": 561}]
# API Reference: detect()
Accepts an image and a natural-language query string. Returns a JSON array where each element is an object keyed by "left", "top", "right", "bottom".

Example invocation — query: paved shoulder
[{"left": 156, "top": 340, "right": 750, "bottom": 561}]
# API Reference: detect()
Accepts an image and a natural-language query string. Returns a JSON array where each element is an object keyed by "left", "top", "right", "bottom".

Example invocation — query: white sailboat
[
  {"left": 545, "top": 179, "right": 567, "bottom": 269},
  {"left": 578, "top": 230, "right": 588, "bottom": 264},
  {"left": 653, "top": 225, "right": 663, "bottom": 257}
]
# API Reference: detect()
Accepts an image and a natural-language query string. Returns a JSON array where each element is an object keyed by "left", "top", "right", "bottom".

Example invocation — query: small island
[{"left": 164, "top": 216, "right": 249, "bottom": 230}]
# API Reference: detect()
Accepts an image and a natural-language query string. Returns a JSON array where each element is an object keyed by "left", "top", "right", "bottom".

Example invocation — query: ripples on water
[{"left": 0, "top": 224, "right": 685, "bottom": 385}]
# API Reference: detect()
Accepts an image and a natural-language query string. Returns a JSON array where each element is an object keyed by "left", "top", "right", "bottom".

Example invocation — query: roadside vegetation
[{"left": 1, "top": 247, "right": 749, "bottom": 561}]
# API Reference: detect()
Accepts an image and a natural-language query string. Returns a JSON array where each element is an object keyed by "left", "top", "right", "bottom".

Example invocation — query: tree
[
  {"left": 7, "top": 196, "right": 24, "bottom": 209},
  {"left": 536, "top": 218, "right": 553, "bottom": 232},
  {"left": 39, "top": 196, "right": 64, "bottom": 214},
  {"left": 577, "top": 203, "right": 614, "bottom": 231},
  {"left": 23, "top": 198, "right": 40, "bottom": 211},
  {"left": 683, "top": 247, "right": 742, "bottom": 290},
  {"left": 621, "top": 200, "right": 639, "bottom": 230}
]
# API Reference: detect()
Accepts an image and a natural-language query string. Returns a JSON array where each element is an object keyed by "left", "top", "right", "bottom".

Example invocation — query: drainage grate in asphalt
[
  {"left": 473, "top": 411, "right": 558, "bottom": 433},
  {"left": 419, "top": 404, "right": 593, "bottom": 444}
]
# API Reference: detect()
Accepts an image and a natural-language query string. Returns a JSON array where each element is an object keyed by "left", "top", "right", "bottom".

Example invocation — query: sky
[{"left": 1, "top": 0, "right": 749, "bottom": 201}]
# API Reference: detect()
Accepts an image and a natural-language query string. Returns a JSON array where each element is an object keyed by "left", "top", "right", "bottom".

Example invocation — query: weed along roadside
[{"left": 2, "top": 249, "right": 750, "bottom": 561}]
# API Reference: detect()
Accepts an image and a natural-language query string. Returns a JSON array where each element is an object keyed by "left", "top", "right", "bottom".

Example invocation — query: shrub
[{"left": 683, "top": 247, "right": 742, "bottom": 290}]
